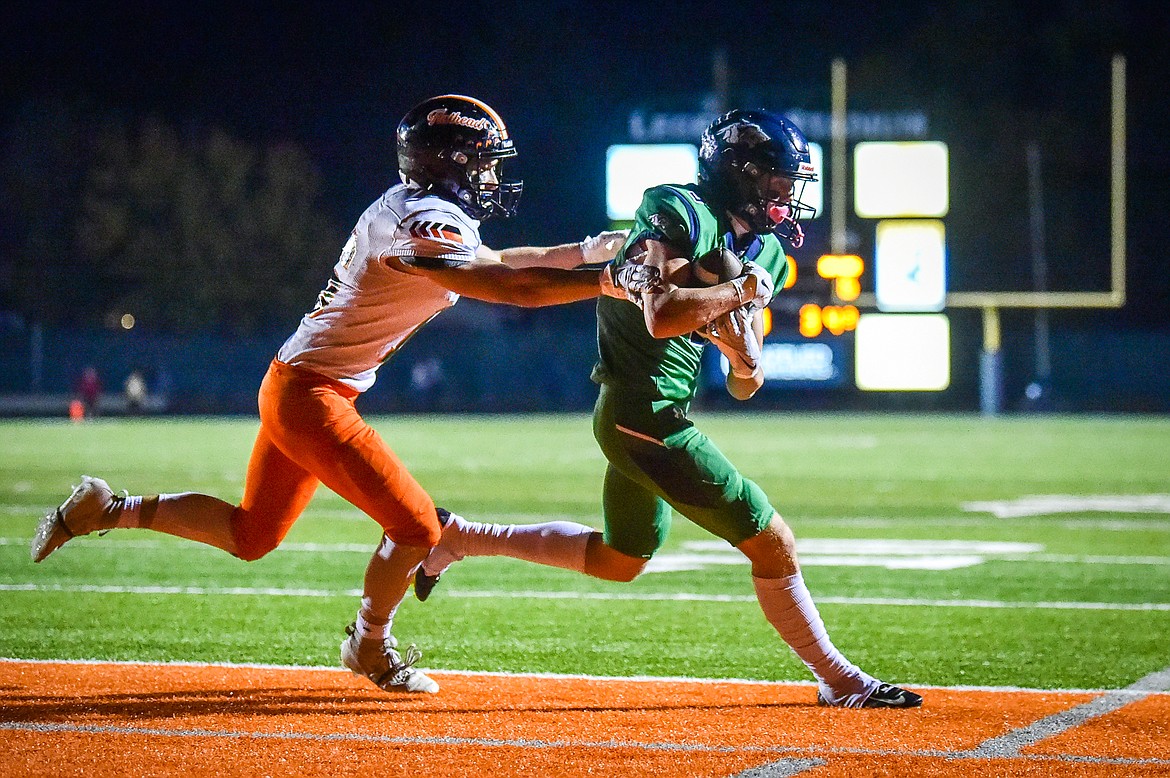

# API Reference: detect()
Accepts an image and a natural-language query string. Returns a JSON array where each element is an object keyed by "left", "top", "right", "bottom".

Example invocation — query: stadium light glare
[
  {"left": 606, "top": 144, "right": 698, "bottom": 221},
  {"left": 855, "top": 313, "right": 950, "bottom": 391},
  {"left": 854, "top": 141, "right": 949, "bottom": 218}
]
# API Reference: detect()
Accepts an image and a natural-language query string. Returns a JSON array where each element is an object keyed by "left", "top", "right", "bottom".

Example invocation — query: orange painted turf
[{"left": 2, "top": 661, "right": 1167, "bottom": 777}]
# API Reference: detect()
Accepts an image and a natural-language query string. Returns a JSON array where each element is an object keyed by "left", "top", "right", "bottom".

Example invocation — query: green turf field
[{"left": 2, "top": 413, "right": 1168, "bottom": 691}]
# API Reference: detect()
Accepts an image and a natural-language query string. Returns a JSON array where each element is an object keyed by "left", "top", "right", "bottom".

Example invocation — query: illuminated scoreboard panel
[{"left": 777, "top": 254, "right": 862, "bottom": 339}]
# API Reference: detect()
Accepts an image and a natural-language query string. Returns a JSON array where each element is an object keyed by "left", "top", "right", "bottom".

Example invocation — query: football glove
[
  {"left": 731, "top": 261, "right": 775, "bottom": 313},
  {"left": 580, "top": 229, "right": 631, "bottom": 266},
  {"left": 601, "top": 261, "right": 662, "bottom": 303},
  {"left": 703, "top": 307, "right": 762, "bottom": 379}
]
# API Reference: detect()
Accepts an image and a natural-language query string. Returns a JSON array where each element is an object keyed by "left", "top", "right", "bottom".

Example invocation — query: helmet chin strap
[{"left": 727, "top": 212, "right": 753, "bottom": 238}]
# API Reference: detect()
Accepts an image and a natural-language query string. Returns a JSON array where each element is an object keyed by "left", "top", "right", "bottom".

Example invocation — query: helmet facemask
[
  {"left": 736, "top": 165, "right": 816, "bottom": 247},
  {"left": 451, "top": 151, "right": 522, "bottom": 220}
]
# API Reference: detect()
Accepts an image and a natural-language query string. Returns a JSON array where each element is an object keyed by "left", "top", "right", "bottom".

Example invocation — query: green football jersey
[{"left": 591, "top": 184, "right": 790, "bottom": 402}]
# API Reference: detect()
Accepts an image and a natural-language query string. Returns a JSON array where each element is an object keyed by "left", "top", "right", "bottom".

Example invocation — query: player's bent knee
[
  {"left": 606, "top": 564, "right": 644, "bottom": 583},
  {"left": 585, "top": 541, "right": 648, "bottom": 582},
  {"left": 233, "top": 538, "right": 280, "bottom": 562},
  {"left": 387, "top": 521, "right": 442, "bottom": 548},
  {"left": 378, "top": 516, "right": 442, "bottom": 549}
]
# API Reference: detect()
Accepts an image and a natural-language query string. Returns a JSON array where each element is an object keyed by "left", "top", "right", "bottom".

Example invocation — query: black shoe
[
  {"left": 414, "top": 569, "right": 440, "bottom": 602},
  {"left": 817, "top": 682, "right": 923, "bottom": 709},
  {"left": 414, "top": 508, "right": 451, "bottom": 602},
  {"left": 862, "top": 683, "right": 923, "bottom": 708}
]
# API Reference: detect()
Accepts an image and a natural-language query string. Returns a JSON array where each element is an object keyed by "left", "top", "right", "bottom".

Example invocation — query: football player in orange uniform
[{"left": 32, "top": 95, "right": 653, "bottom": 695}]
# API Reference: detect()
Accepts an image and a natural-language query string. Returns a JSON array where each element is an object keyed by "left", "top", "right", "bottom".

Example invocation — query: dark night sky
[{"left": 4, "top": 1, "right": 1168, "bottom": 327}]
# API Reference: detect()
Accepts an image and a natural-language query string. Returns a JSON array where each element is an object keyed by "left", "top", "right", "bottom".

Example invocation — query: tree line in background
[
  {"left": 1, "top": 97, "right": 340, "bottom": 334},
  {"left": 2, "top": 0, "right": 1162, "bottom": 337}
]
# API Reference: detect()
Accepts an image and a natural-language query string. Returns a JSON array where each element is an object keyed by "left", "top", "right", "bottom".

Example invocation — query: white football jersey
[{"left": 276, "top": 184, "right": 482, "bottom": 392}]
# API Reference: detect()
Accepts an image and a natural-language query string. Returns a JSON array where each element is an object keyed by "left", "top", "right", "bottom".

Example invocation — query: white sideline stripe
[
  {"left": 812, "top": 517, "right": 1170, "bottom": 531},
  {"left": 3, "top": 656, "right": 1168, "bottom": 698},
  {"left": 0, "top": 720, "right": 1166, "bottom": 768},
  {"left": 2, "top": 538, "right": 1170, "bottom": 568},
  {"left": 2, "top": 582, "right": 1170, "bottom": 611},
  {"left": 964, "top": 665, "right": 1170, "bottom": 759}
]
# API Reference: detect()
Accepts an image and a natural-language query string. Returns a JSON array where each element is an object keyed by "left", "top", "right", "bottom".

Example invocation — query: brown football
[{"left": 691, "top": 247, "right": 744, "bottom": 286}]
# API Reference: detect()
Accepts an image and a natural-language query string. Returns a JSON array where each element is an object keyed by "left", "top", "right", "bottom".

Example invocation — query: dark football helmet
[
  {"left": 396, "top": 95, "right": 523, "bottom": 220},
  {"left": 698, "top": 109, "right": 817, "bottom": 245}
]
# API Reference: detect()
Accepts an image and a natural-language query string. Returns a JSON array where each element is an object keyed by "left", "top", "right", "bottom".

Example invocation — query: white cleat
[
  {"left": 31, "top": 476, "right": 121, "bottom": 563},
  {"left": 340, "top": 623, "right": 439, "bottom": 694}
]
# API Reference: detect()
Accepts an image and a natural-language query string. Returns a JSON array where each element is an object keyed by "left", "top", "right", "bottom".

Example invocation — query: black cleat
[
  {"left": 414, "top": 569, "right": 440, "bottom": 602},
  {"left": 863, "top": 683, "right": 923, "bottom": 708},
  {"left": 818, "top": 683, "right": 923, "bottom": 709},
  {"left": 414, "top": 508, "right": 451, "bottom": 602}
]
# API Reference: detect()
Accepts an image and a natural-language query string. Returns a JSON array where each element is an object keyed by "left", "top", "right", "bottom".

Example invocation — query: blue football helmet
[{"left": 698, "top": 109, "right": 818, "bottom": 244}]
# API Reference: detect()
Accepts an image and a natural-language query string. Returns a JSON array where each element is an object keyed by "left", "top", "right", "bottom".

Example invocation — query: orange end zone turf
[{"left": 2, "top": 661, "right": 1167, "bottom": 777}]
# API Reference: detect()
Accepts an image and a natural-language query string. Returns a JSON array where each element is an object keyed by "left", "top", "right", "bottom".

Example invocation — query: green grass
[{"left": 2, "top": 413, "right": 1169, "bottom": 691}]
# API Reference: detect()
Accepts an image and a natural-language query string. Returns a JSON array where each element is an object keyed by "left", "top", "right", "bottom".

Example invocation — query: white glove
[
  {"left": 705, "top": 307, "right": 762, "bottom": 379},
  {"left": 601, "top": 262, "right": 662, "bottom": 303},
  {"left": 580, "top": 229, "right": 631, "bottom": 266},
  {"left": 730, "top": 261, "right": 775, "bottom": 313}
]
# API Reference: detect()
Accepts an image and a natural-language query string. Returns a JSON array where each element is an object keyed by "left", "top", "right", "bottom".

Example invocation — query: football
[{"left": 691, "top": 247, "right": 744, "bottom": 286}]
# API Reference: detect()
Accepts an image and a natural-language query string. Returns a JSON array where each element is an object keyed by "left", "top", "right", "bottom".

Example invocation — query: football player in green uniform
[{"left": 411, "top": 109, "right": 922, "bottom": 708}]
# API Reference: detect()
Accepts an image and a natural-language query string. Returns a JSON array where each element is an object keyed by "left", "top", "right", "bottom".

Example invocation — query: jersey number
[{"left": 307, "top": 234, "right": 358, "bottom": 317}]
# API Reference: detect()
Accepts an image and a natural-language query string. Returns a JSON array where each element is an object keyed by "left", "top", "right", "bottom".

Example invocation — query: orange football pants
[{"left": 230, "top": 360, "right": 441, "bottom": 561}]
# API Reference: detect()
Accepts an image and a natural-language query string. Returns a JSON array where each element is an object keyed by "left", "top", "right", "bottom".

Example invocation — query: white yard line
[
  {"left": 2, "top": 582, "right": 1169, "bottom": 611},
  {"left": 3, "top": 536, "right": 1170, "bottom": 566}
]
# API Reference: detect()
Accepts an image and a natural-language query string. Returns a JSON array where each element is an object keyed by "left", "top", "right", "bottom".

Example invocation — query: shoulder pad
[
  {"left": 638, "top": 185, "right": 701, "bottom": 249},
  {"left": 396, "top": 197, "right": 478, "bottom": 261}
]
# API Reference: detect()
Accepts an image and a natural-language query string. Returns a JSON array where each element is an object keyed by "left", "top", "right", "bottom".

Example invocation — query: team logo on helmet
[
  {"left": 426, "top": 108, "right": 495, "bottom": 133},
  {"left": 716, "top": 122, "right": 770, "bottom": 148}
]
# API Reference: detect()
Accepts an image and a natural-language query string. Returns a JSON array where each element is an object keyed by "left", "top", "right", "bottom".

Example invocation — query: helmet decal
[
  {"left": 426, "top": 108, "right": 494, "bottom": 132},
  {"left": 715, "top": 121, "right": 770, "bottom": 148},
  {"left": 433, "top": 94, "right": 510, "bottom": 139}
]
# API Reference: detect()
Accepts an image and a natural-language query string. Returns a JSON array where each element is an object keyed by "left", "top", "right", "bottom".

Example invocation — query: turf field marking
[
  {"left": 6, "top": 657, "right": 1170, "bottom": 772},
  {"left": 647, "top": 538, "right": 1044, "bottom": 572},
  {"left": 964, "top": 494, "right": 1170, "bottom": 518},
  {"left": 730, "top": 759, "right": 826, "bottom": 777},
  {"left": 5, "top": 536, "right": 1170, "bottom": 568},
  {"left": 2, "top": 716, "right": 1167, "bottom": 769},
  {"left": 0, "top": 720, "right": 757, "bottom": 752},
  {"left": 813, "top": 516, "right": 1170, "bottom": 531},
  {"left": 961, "top": 664, "right": 1170, "bottom": 759},
  {"left": 3, "top": 582, "right": 1169, "bottom": 612},
  {"left": 0, "top": 656, "right": 1137, "bottom": 695}
]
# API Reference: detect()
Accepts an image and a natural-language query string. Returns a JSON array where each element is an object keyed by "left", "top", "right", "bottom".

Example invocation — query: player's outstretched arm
[
  {"left": 484, "top": 230, "right": 630, "bottom": 270},
  {"left": 385, "top": 254, "right": 606, "bottom": 307}
]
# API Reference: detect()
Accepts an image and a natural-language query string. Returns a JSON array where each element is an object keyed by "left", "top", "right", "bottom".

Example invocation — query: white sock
[
  {"left": 112, "top": 492, "right": 239, "bottom": 554},
  {"left": 354, "top": 613, "right": 392, "bottom": 642},
  {"left": 753, "top": 572, "right": 877, "bottom": 705},
  {"left": 421, "top": 513, "right": 592, "bottom": 576}
]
